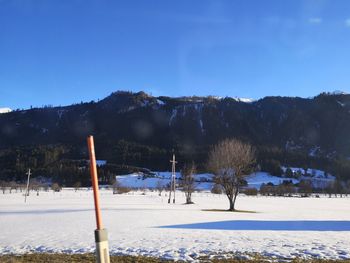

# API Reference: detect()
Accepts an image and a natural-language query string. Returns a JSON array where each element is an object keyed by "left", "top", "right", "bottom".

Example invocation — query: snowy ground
[{"left": 1, "top": 190, "right": 350, "bottom": 261}]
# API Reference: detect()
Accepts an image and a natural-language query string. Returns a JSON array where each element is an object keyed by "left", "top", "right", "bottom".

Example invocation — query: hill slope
[{"left": 1, "top": 91, "right": 350, "bottom": 183}]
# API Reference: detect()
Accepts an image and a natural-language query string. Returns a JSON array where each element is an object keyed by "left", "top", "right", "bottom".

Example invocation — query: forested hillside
[{"left": 1, "top": 91, "right": 350, "bottom": 185}]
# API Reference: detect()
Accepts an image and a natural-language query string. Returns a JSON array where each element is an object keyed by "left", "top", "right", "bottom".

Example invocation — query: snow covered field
[
  {"left": 117, "top": 170, "right": 333, "bottom": 191},
  {"left": 1, "top": 190, "right": 350, "bottom": 261}
]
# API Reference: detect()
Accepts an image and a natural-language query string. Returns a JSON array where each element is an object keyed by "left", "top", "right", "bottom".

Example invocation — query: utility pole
[
  {"left": 24, "top": 169, "right": 31, "bottom": 203},
  {"left": 168, "top": 154, "right": 177, "bottom": 204}
]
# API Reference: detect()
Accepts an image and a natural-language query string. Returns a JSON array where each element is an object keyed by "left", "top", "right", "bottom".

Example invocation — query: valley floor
[{"left": 0, "top": 190, "right": 349, "bottom": 261}]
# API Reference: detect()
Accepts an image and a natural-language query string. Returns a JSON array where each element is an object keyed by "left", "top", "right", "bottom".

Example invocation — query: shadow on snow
[{"left": 158, "top": 220, "right": 350, "bottom": 231}]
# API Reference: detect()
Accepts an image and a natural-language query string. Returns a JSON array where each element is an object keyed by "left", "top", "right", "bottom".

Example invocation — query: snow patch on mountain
[
  {"left": 0, "top": 107, "right": 12, "bottom": 114},
  {"left": 169, "top": 109, "right": 178, "bottom": 125},
  {"left": 57, "top": 109, "right": 66, "bottom": 119},
  {"left": 331, "top": 90, "right": 348, "bottom": 95},
  {"left": 199, "top": 119, "right": 204, "bottom": 133},
  {"left": 233, "top": 97, "right": 255, "bottom": 103},
  {"left": 156, "top": 99, "right": 165, "bottom": 105},
  {"left": 337, "top": 100, "right": 345, "bottom": 107},
  {"left": 309, "top": 146, "right": 321, "bottom": 157},
  {"left": 96, "top": 160, "right": 107, "bottom": 166}
]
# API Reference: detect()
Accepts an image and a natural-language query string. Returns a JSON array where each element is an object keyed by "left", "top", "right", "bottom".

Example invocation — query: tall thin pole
[
  {"left": 87, "top": 135, "right": 110, "bottom": 263},
  {"left": 24, "top": 169, "right": 31, "bottom": 203},
  {"left": 172, "top": 155, "right": 176, "bottom": 203},
  {"left": 168, "top": 154, "right": 177, "bottom": 204},
  {"left": 87, "top": 136, "right": 103, "bottom": 230}
]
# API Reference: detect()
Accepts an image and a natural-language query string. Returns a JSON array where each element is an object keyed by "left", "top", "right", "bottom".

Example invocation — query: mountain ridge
[
  {"left": 1, "top": 90, "right": 350, "bottom": 183},
  {"left": 2, "top": 90, "right": 350, "bottom": 154}
]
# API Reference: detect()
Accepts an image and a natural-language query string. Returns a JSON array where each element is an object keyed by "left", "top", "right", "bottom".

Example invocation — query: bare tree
[
  {"left": 0, "top": 181, "right": 7, "bottom": 194},
  {"left": 181, "top": 162, "right": 196, "bottom": 204},
  {"left": 208, "top": 139, "right": 255, "bottom": 211},
  {"left": 298, "top": 180, "right": 313, "bottom": 197},
  {"left": 156, "top": 181, "right": 164, "bottom": 196},
  {"left": 110, "top": 176, "right": 131, "bottom": 195},
  {"left": 73, "top": 181, "right": 82, "bottom": 192},
  {"left": 9, "top": 181, "right": 17, "bottom": 194},
  {"left": 346, "top": 180, "right": 350, "bottom": 197},
  {"left": 43, "top": 185, "right": 50, "bottom": 192},
  {"left": 334, "top": 179, "right": 345, "bottom": 198},
  {"left": 325, "top": 181, "right": 335, "bottom": 198},
  {"left": 30, "top": 180, "right": 41, "bottom": 196},
  {"left": 112, "top": 178, "right": 121, "bottom": 194}
]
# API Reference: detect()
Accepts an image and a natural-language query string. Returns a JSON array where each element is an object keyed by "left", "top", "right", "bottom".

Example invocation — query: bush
[
  {"left": 115, "top": 186, "right": 131, "bottom": 194},
  {"left": 73, "top": 181, "right": 81, "bottom": 192},
  {"left": 243, "top": 187, "right": 258, "bottom": 196},
  {"left": 211, "top": 184, "right": 223, "bottom": 194},
  {"left": 260, "top": 183, "right": 274, "bottom": 196},
  {"left": 298, "top": 180, "right": 313, "bottom": 197},
  {"left": 51, "top": 183, "right": 61, "bottom": 192}
]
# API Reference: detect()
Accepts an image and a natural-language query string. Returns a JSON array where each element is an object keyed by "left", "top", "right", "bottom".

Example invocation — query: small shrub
[
  {"left": 211, "top": 184, "right": 223, "bottom": 194},
  {"left": 243, "top": 188, "right": 258, "bottom": 196},
  {"left": 117, "top": 187, "right": 131, "bottom": 194},
  {"left": 51, "top": 183, "right": 61, "bottom": 192}
]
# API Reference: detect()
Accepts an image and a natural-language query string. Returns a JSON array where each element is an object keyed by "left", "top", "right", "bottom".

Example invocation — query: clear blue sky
[{"left": 1, "top": 0, "right": 350, "bottom": 109}]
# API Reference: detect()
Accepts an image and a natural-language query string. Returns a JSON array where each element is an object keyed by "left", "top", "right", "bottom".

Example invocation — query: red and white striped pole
[{"left": 87, "top": 136, "right": 110, "bottom": 263}]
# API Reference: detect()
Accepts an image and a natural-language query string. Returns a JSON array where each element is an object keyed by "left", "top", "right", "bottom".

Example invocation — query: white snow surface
[
  {"left": 116, "top": 170, "right": 333, "bottom": 190},
  {"left": 281, "top": 167, "right": 335, "bottom": 188},
  {"left": 245, "top": 172, "right": 299, "bottom": 189},
  {"left": 117, "top": 172, "right": 213, "bottom": 190},
  {"left": 1, "top": 191, "right": 349, "bottom": 261},
  {"left": 281, "top": 167, "right": 334, "bottom": 179}
]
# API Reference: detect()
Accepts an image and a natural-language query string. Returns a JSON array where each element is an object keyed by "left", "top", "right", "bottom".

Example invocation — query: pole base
[{"left": 95, "top": 229, "right": 110, "bottom": 263}]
